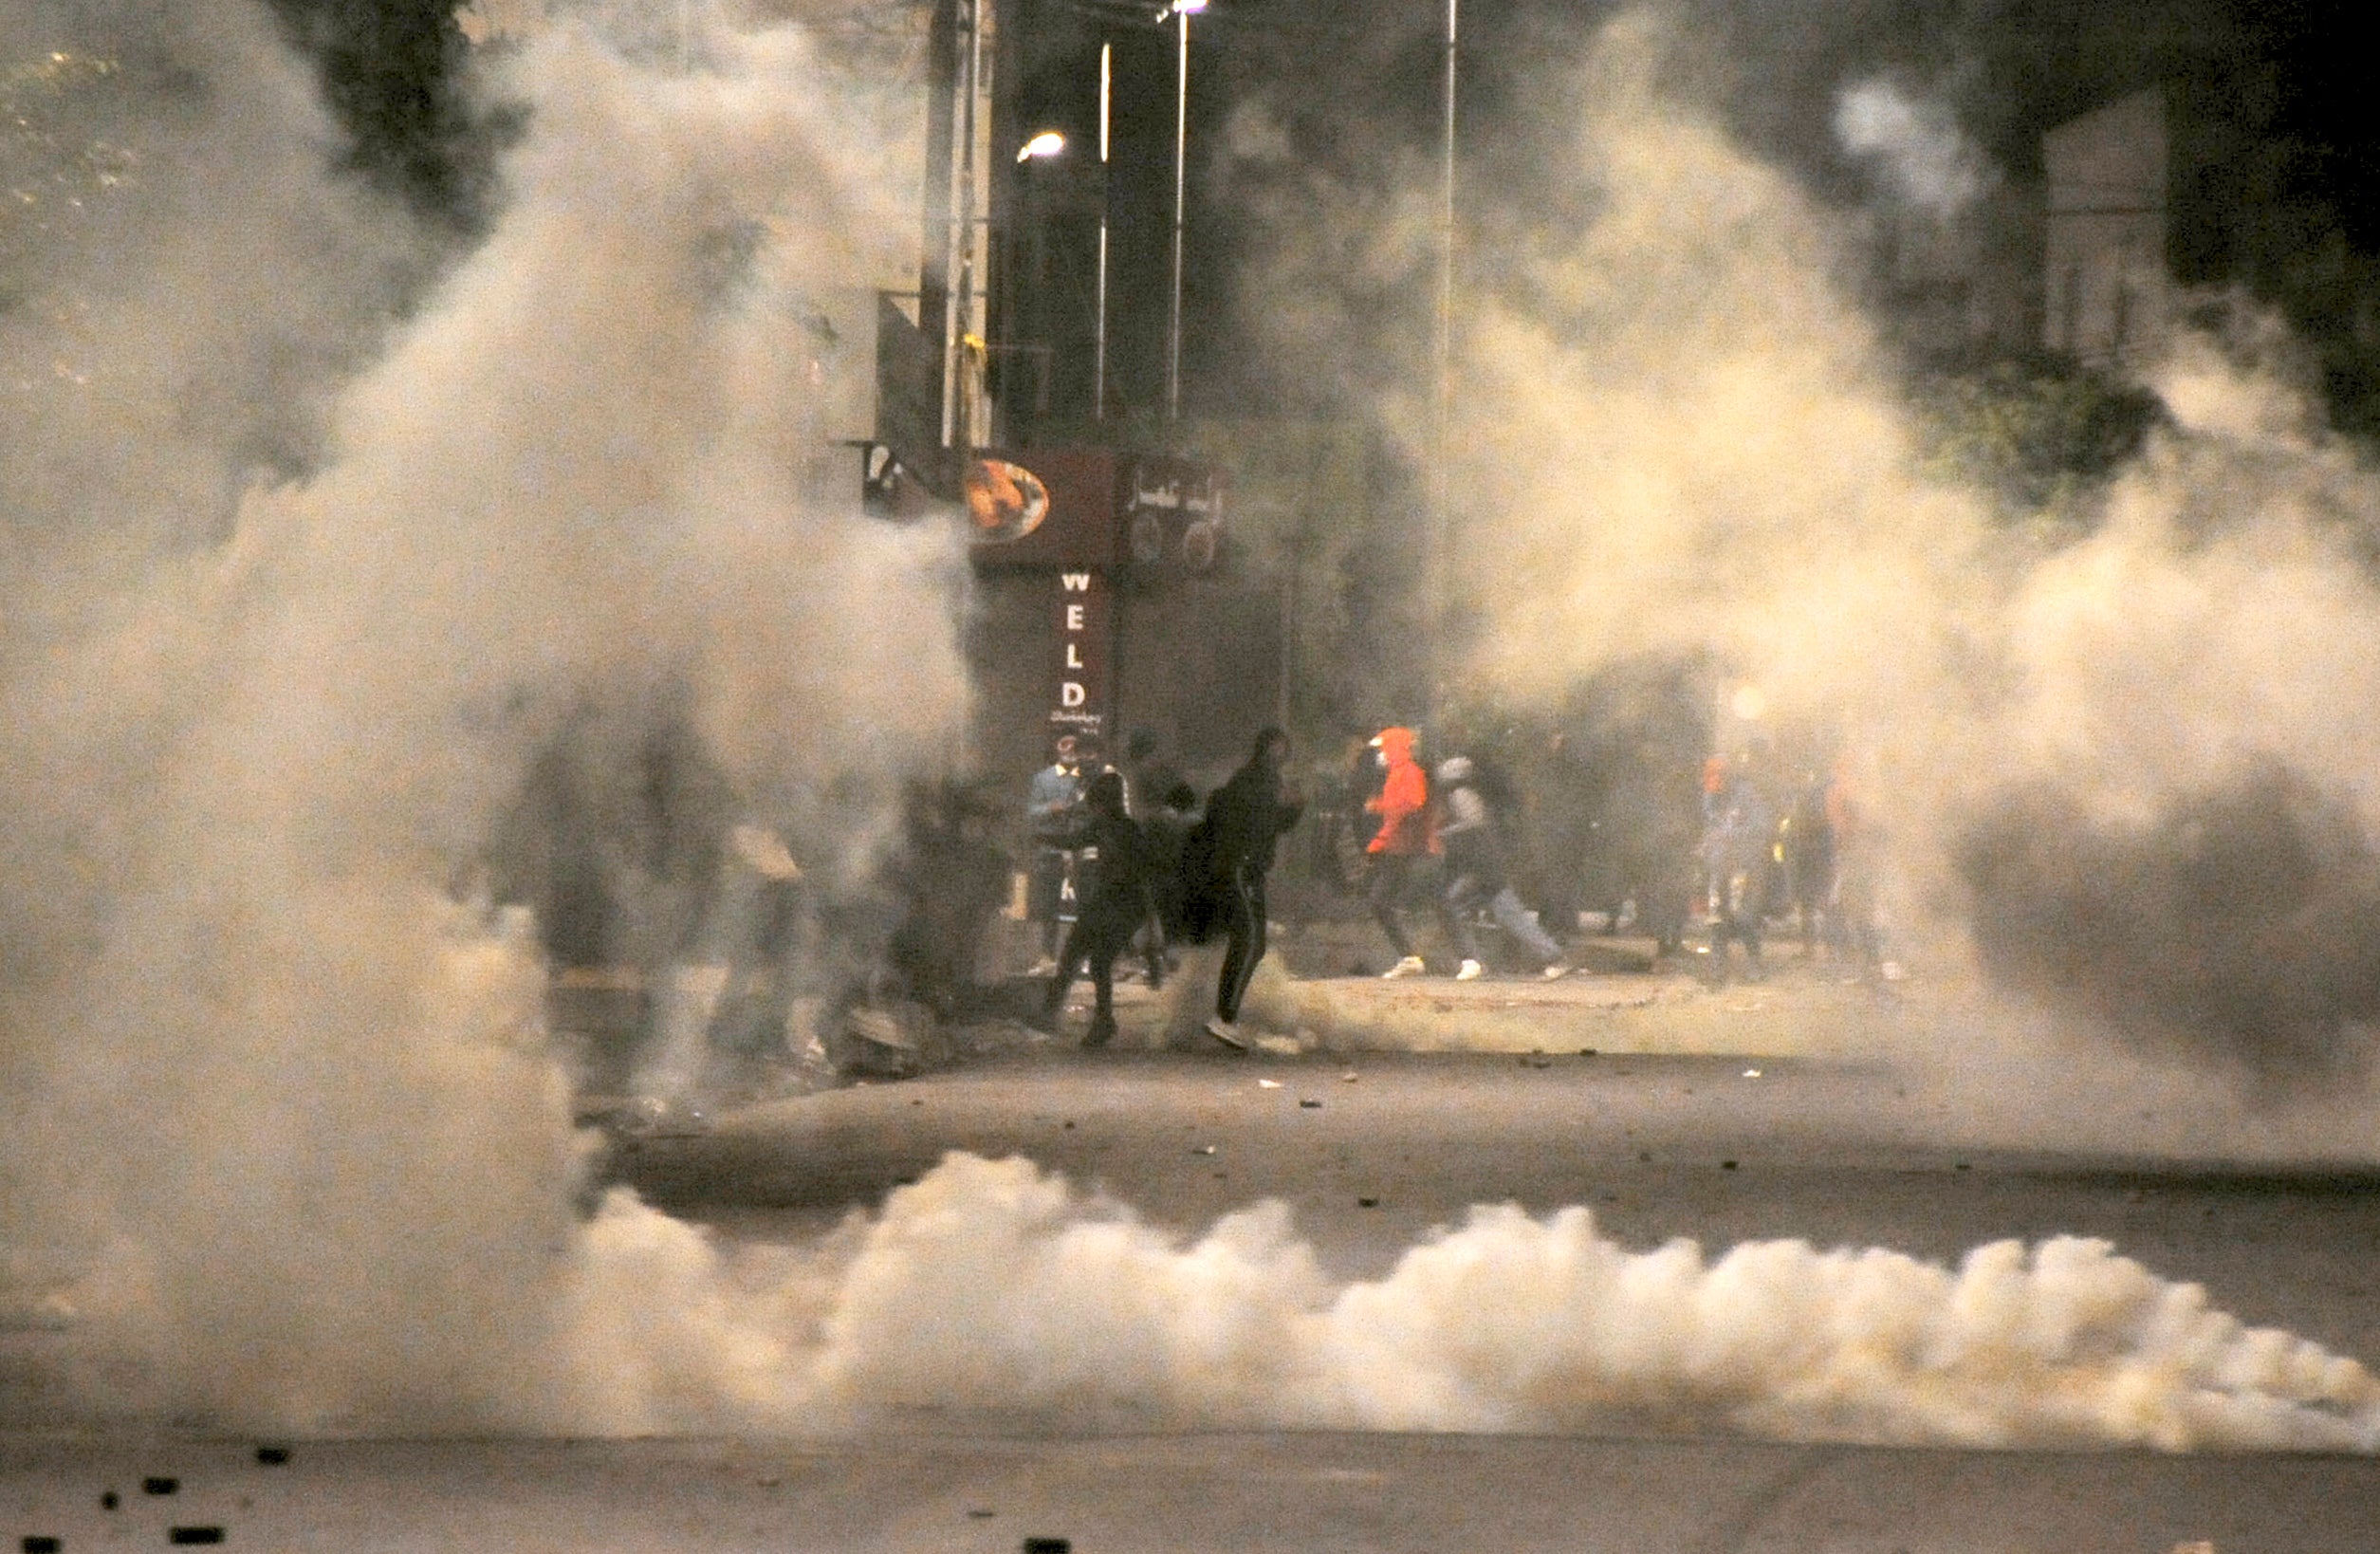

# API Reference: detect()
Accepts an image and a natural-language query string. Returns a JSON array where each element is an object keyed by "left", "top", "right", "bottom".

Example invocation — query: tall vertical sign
[{"left": 1052, "top": 569, "right": 1113, "bottom": 742}]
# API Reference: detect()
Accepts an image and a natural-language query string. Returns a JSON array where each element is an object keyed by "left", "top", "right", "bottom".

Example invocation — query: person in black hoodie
[
  {"left": 1193, "top": 728, "right": 1303, "bottom": 1050},
  {"left": 1041, "top": 769, "right": 1152, "bottom": 1046}
]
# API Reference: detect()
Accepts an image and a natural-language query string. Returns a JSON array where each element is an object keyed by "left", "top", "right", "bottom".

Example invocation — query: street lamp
[
  {"left": 1008, "top": 129, "right": 1074, "bottom": 432},
  {"left": 1095, "top": 41, "right": 1112, "bottom": 418},
  {"left": 1161, "top": 0, "right": 1208, "bottom": 424},
  {"left": 1429, "top": 0, "right": 1458, "bottom": 712}
]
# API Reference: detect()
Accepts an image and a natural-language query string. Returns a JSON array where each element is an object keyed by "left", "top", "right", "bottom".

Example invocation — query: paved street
[
  {"left": 610, "top": 953, "right": 2380, "bottom": 1370},
  {"left": 563, "top": 951, "right": 2380, "bottom": 1547},
  {"left": 13, "top": 952, "right": 2380, "bottom": 1551},
  {"left": 7, "top": 1430, "right": 2380, "bottom": 1554}
]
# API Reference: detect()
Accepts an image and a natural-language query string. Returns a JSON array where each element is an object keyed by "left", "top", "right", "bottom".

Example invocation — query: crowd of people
[
  {"left": 1026, "top": 728, "right": 1300, "bottom": 1050},
  {"left": 1017, "top": 719, "right": 1895, "bottom": 1051}
]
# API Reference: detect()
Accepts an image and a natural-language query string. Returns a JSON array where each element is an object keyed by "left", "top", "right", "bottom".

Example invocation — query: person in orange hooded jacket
[{"left": 1364, "top": 726, "right": 1442, "bottom": 977}]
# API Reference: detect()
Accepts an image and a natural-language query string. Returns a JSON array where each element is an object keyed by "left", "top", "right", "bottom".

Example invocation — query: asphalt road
[
  {"left": 610, "top": 961, "right": 2380, "bottom": 1367},
  {"left": 7, "top": 1430, "right": 2379, "bottom": 1554},
  {"left": 12, "top": 954, "right": 2380, "bottom": 1552}
]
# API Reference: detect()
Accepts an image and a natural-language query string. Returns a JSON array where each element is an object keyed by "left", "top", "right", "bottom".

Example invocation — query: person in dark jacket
[
  {"left": 1119, "top": 729, "right": 1184, "bottom": 988},
  {"left": 1042, "top": 769, "right": 1153, "bottom": 1046},
  {"left": 1135, "top": 779, "right": 1201, "bottom": 980},
  {"left": 1196, "top": 728, "right": 1303, "bottom": 1049}
]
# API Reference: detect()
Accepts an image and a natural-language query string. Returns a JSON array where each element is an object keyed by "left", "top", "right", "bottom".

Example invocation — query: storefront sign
[
  {"left": 1122, "top": 453, "right": 1224, "bottom": 577},
  {"left": 1050, "top": 568, "right": 1113, "bottom": 739},
  {"left": 966, "top": 448, "right": 1119, "bottom": 569}
]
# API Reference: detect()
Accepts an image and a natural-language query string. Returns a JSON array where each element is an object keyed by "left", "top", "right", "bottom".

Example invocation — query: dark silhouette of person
[
  {"left": 1041, "top": 770, "right": 1153, "bottom": 1046},
  {"left": 1119, "top": 727, "right": 1184, "bottom": 987},
  {"left": 1191, "top": 728, "right": 1302, "bottom": 1049}
]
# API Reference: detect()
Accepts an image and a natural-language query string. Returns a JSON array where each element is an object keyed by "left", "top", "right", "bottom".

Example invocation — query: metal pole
[
  {"left": 1279, "top": 533, "right": 1297, "bottom": 732},
  {"left": 953, "top": 0, "right": 985, "bottom": 455},
  {"left": 1167, "top": 8, "right": 1190, "bottom": 425},
  {"left": 1430, "top": 0, "right": 1458, "bottom": 709},
  {"left": 1095, "top": 41, "right": 1112, "bottom": 420},
  {"left": 919, "top": 0, "right": 960, "bottom": 458}
]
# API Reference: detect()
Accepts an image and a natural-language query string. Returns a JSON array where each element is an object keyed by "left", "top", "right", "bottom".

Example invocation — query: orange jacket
[{"left": 1364, "top": 727, "right": 1439, "bottom": 855}]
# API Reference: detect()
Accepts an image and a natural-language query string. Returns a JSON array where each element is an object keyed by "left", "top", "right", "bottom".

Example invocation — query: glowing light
[
  {"left": 1015, "top": 130, "right": 1066, "bottom": 162},
  {"left": 1730, "top": 684, "right": 1766, "bottom": 722}
]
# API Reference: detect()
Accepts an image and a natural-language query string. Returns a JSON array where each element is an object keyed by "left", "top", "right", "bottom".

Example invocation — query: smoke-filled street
[
  {"left": 614, "top": 975, "right": 2380, "bottom": 1390},
  {"left": 14, "top": 959, "right": 2380, "bottom": 1548},
  {"left": 584, "top": 953, "right": 2380, "bottom": 1450},
  {"left": 12, "top": 0, "right": 2380, "bottom": 1546}
]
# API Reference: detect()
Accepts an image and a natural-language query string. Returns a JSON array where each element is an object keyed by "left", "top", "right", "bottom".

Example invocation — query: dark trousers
[
  {"left": 1215, "top": 868, "right": 1267, "bottom": 1023},
  {"left": 1046, "top": 895, "right": 1141, "bottom": 1038},
  {"left": 1133, "top": 903, "right": 1169, "bottom": 987},
  {"left": 1366, "top": 852, "right": 1433, "bottom": 958}
]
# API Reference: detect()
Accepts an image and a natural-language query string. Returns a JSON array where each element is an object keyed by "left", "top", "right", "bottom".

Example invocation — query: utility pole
[
  {"left": 918, "top": 0, "right": 961, "bottom": 481},
  {"left": 1167, "top": 4, "right": 1192, "bottom": 425},
  {"left": 1094, "top": 40, "right": 1112, "bottom": 419},
  {"left": 1429, "top": 0, "right": 1458, "bottom": 712},
  {"left": 953, "top": 0, "right": 984, "bottom": 455}
]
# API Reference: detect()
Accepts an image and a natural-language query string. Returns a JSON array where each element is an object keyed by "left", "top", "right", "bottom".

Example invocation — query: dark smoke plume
[{"left": 1961, "top": 759, "right": 2380, "bottom": 1090}]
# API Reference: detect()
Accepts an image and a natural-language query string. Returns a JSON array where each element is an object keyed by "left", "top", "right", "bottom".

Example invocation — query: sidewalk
[{"left": 5, "top": 1430, "right": 2367, "bottom": 1553}]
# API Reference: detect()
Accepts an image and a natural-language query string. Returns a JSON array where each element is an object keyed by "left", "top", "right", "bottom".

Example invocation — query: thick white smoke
[
  {"left": 1295, "top": 12, "right": 2380, "bottom": 1092},
  {"left": 550, "top": 1152, "right": 2380, "bottom": 1451},
  {"left": 1834, "top": 77, "right": 1992, "bottom": 220},
  {"left": 9, "top": 0, "right": 2380, "bottom": 1452},
  {"left": 1, "top": 7, "right": 963, "bottom": 1429}
]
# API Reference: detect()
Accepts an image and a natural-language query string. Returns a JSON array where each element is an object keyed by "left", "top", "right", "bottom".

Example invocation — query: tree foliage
[{"left": 1912, "top": 356, "right": 2168, "bottom": 531}]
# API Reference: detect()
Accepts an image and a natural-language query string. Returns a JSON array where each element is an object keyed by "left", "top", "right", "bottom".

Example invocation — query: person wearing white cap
[{"left": 1436, "top": 755, "right": 1573, "bottom": 981}]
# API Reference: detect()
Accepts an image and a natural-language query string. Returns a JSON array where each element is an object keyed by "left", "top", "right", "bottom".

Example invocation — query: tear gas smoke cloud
[
  {"left": 1243, "top": 9, "right": 2380, "bottom": 1093},
  {"left": 1412, "top": 14, "right": 1987, "bottom": 728},
  {"left": 1950, "top": 331, "right": 2380, "bottom": 1089},
  {"left": 1961, "top": 761, "right": 2380, "bottom": 1088},
  {"left": 1833, "top": 78, "right": 1991, "bottom": 219},
  {"left": 569, "top": 1151, "right": 2380, "bottom": 1451},
  {"left": 1, "top": 3, "right": 963, "bottom": 1428},
  {"left": 0, "top": 2, "right": 424, "bottom": 638},
  {"left": 8, "top": 0, "right": 2380, "bottom": 1451}
]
